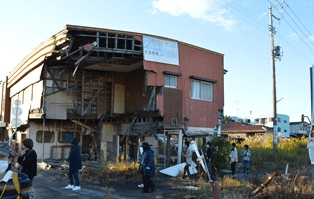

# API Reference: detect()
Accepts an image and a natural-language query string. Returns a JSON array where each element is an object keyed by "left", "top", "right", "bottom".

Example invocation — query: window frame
[
  {"left": 164, "top": 75, "right": 177, "bottom": 88},
  {"left": 190, "top": 79, "right": 213, "bottom": 101},
  {"left": 58, "top": 132, "right": 80, "bottom": 144},
  {"left": 36, "top": 131, "right": 55, "bottom": 143}
]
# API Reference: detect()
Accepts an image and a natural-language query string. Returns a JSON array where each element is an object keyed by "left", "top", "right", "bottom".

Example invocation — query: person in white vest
[
  {"left": 241, "top": 145, "right": 252, "bottom": 175},
  {"left": 229, "top": 143, "right": 238, "bottom": 178}
]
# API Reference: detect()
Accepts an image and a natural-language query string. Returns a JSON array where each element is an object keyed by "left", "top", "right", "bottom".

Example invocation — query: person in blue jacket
[
  {"left": 139, "top": 142, "right": 155, "bottom": 193},
  {"left": 65, "top": 138, "right": 82, "bottom": 191}
]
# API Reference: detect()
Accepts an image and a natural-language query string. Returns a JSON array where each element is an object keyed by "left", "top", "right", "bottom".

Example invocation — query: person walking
[
  {"left": 0, "top": 141, "right": 36, "bottom": 198},
  {"left": 241, "top": 145, "right": 252, "bottom": 175},
  {"left": 139, "top": 142, "right": 155, "bottom": 193},
  {"left": 17, "top": 138, "right": 37, "bottom": 182},
  {"left": 65, "top": 138, "right": 82, "bottom": 191},
  {"left": 182, "top": 141, "right": 192, "bottom": 179},
  {"left": 229, "top": 143, "right": 238, "bottom": 178}
]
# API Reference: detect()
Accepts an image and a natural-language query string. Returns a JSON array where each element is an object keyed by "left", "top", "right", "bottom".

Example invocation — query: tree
[{"left": 222, "top": 116, "right": 232, "bottom": 124}]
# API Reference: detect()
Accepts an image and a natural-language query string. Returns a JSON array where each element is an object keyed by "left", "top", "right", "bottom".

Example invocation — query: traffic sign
[
  {"left": 12, "top": 107, "right": 22, "bottom": 117},
  {"left": 11, "top": 99, "right": 23, "bottom": 128},
  {"left": 11, "top": 117, "right": 22, "bottom": 128},
  {"left": 13, "top": 99, "right": 21, "bottom": 106}
]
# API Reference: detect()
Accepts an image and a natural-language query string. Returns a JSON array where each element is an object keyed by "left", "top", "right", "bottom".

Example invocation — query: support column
[
  {"left": 101, "top": 142, "right": 107, "bottom": 161},
  {"left": 177, "top": 130, "right": 183, "bottom": 164},
  {"left": 166, "top": 133, "right": 171, "bottom": 167}
]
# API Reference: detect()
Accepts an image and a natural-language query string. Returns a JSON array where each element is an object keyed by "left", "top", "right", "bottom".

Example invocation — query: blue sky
[{"left": 0, "top": 0, "right": 313, "bottom": 122}]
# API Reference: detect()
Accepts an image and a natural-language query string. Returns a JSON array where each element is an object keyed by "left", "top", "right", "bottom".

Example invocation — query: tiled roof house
[{"left": 221, "top": 122, "right": 270, "bottom": 140}]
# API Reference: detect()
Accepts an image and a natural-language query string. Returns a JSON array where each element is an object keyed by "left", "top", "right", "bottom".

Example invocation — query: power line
[
  {"left": 270, "top": 1, "right": 314, "bottom": 51},
  {"left": 213, "top": 0, "right": 269, "bottom": 34},
  {"left": 276, "top": 0, "right": 314, "bottom": 47},
  {"left": 284, "top": 1, "right": 314, "bottom": 44},
  {"left": 222, "top": 0, "right": 269, "bottom": 28},
  {"left": 266, "top": 0, "right": 314, "bottom": 62}
]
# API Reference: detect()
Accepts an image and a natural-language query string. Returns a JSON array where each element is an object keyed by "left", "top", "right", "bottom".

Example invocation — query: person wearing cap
[
  {"left": 65, "top": 138, "right": 82, "bottom": 191},
  {"left": 17, "top": 138, "right": 37, "bottom": 182},
  {"left": 0, "top": 141, "right": 36, "bottom": 198},
  {"left": 139, "top": 142, "right": 155, "bottom": 193}
]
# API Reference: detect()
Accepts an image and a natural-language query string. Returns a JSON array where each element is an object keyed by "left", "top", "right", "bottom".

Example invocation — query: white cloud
[
  {"left": 258, "top": 12, "right": 267, "bottom": 19},
  {"left": 286, "top": 32, "right": 298, "bottom": 40},
  {"left": 150, "top": 0, "right": 235, "bottom": 31},
  {"left": 309, "top": 35, "right": 314, "bottom": 41}
]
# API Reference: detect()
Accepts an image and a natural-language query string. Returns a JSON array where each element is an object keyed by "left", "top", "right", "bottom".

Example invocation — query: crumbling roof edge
[{"left": 65, "top": 24, "right": 224, "bottom": 57}]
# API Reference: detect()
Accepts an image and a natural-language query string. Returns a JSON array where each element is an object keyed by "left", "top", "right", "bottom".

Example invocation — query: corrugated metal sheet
[
  {"left": 8, "top": 32, "right": 68, "bottom": 88},
  {"left": 10, "top": 65, "right": 43, "bottom": 97}
]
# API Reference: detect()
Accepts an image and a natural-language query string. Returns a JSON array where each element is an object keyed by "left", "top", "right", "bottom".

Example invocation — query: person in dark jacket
[
  {"left": 139, "top": 142, "right": 155, "bottom": 193},
  {"left": 0, "top": 141, "right": 36, "bottom": 198},
  {"left": 17, "top": 138, "right": 37, "bottom": 182},
  {"left": 65, "top": 138, "right": 82, "bottom": 191}
]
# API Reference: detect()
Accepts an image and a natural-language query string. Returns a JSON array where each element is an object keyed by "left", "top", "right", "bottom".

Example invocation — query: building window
[
  {"left": 36, "top": 131, "right": 55, "bottom": 143},
  {"left": 284, "top": 120, "right": 287, "bottom": 123},
  {"left": 278, "top": 127, "right": 281, "bottom": 132},
  {"left": 190, "top": 80, "right": 212, "bottom": 101},
  {"left": 58, "top": 132, "right": 80, "bottom": 143},
  {"left": 165, "top": 75, "right": 177, "bottom": 88}
]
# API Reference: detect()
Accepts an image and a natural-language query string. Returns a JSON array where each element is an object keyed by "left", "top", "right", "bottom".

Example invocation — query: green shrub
[{"left": 212, "top": 137, "right": 231, "bottom": 171}]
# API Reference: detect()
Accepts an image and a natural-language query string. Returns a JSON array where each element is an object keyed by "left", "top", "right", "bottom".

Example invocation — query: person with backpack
[
  {"left": 241, "top": 145, "right": 252, "bottom": 175},
  {"left": 17, "top": 138, "right": 37, "bottom": 182},
  {"left": 65, "top": 138, "right": 82, "bottom": 191},
  {"left": 0, "top": 141, "right": 36, "bottom": 198}
]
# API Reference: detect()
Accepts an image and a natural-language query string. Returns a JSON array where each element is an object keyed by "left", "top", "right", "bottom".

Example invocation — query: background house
[
  {"left": 221, "top": 121, "right": 269, "bottom": 141},
  {"left": 290, "top": 121, "right": 310, "bottom": 137},
  {"left": 254, "top": 114, "right": 290, "bottom": 138}
]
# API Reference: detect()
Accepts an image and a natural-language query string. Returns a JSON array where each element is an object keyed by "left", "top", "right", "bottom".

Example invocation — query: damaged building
[{"left": 0, "top": 25, "right": 225, "bottom": 164}]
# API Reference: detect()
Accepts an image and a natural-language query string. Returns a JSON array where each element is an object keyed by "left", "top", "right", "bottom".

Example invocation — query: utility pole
[
  {"left": 235, "top": 100, "right": 239, "bottom": 119},
  {"left": 269, "top": 2, "right": 284, "bottom": 160}
]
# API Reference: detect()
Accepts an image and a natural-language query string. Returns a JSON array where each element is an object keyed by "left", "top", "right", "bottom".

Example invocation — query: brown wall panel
[
  {"left": 125, "top": 69, "right": 151, "bottom": 112},
  {"left": 164, "top": 88, "right": 182, "bottom": 125}
]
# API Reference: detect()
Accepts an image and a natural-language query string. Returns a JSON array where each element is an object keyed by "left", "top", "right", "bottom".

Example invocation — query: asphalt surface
[
  {"left": 32, "top": 167, "right": 275, "bottom": 199},
  {"left": 32, "top": 168, "right": 181, "bottom": 199},
  {"left": 33, "top": 169, "right": 106, "bottom": 199}
]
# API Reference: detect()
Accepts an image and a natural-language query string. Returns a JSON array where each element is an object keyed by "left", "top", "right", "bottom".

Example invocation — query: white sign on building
[{"left": 143, "top": 36, "right": 179, "bottom": 66}]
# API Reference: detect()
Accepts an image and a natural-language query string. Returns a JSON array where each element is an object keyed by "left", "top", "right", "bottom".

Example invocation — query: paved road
[{"left": 33, "top": 169, "right": 106, "bottom": 199}]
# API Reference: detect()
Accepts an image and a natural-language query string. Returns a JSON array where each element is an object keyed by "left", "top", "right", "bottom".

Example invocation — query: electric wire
[
  {"left": 213, "top": 0, "right": 269, "bottom": 35},
  {"left": 221, "top": 0, "right": 269, "bottom": 28},
  {"left": 275, "top": 0, "right": 314, "bottom": 47},
  {"left": 274, "top": 8, "right": 314, "bottom": 51},
  {"left": 283, "top": 1, "right": 314, "bottom": 44},
  {"left": 269, "top": 0, "right": 314, "bottom": 51},
  {"left": 214, "top": 0, "right": 313, "bottom": 64},
  {"left": 266, "top": 0, "right": 314, "bottom": 63}
]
